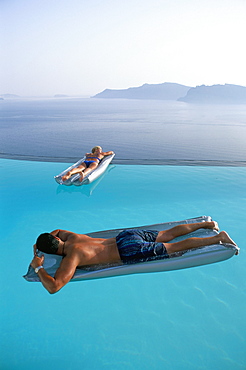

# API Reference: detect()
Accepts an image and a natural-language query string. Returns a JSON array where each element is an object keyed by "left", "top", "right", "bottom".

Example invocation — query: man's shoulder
[{"left": 61, "top": 246, "right": 81, "bottom": 263}]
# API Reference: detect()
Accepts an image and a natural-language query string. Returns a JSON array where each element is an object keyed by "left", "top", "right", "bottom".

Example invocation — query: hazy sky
[{"left": 1, "top": 0, "right": 246, "bottom": 96}]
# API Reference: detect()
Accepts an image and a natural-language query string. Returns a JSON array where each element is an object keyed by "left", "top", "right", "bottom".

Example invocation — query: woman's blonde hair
[{"left": 92, "top": 146, "right": 102, "bottom": 153}]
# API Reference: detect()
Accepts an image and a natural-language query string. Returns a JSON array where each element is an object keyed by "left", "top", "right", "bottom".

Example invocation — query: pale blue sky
[{"left": 1, "top": 0, "right": 246, "bottom": 96}]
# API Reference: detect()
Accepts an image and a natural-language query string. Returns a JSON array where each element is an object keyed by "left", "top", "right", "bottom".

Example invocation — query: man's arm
[
  {"left": 50, "top": 229, "right": 59, "bottom": 236},
  {"left": 50, "top": 229, "right": 75, "bottom": 242},
  {"left": 31, "top": 254, "right": 79, "bottom": 294}
]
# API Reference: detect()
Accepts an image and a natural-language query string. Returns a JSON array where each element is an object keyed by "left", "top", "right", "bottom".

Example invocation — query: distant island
[
  {"left": 92, "top": 82, "right": 246, "bottom": 104},
  {"left": 92, "top": 82, "right": 191, "bottom": 100},
  {"left": 178, "top": 84, "right": 246, "bottom": 104},
  {"left": 54, "top": 94, "right": 69, "bottom": 98},
  {"left": 2, "top": 83, "right": 246, "bottom": 103},
  {"left": 0, "top": 94, "right": 20, "bottom": 99}
]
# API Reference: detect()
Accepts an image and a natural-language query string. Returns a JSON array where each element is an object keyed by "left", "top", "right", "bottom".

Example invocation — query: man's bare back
[{"left": 54, "top": 230, "right": 121, "bottom": 266}]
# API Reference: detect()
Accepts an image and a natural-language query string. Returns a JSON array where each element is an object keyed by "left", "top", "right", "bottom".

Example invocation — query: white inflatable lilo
[
  {"left": 24, "top": 216, "right": 239, "bottom": 283},
  {"left": 54, "top": 153, "right": 115, "bottom": 186}
]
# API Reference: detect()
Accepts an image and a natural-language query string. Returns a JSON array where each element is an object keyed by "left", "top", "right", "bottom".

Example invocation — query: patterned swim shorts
[{"left": 116, "top": 229, "right": 169, "bottom": 264}]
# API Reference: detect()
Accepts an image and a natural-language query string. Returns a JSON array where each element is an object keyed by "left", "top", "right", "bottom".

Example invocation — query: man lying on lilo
[
  {"left": 62, "top": 146, "right": 114, "bottom": 182},
  {"left": 30, "top": 221, "right": 237, "bottom": 294}
]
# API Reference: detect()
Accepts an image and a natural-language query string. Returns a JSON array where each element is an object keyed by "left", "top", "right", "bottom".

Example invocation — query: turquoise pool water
[{"left": 0, "top": 158, "right": 245, "bottom": 369}]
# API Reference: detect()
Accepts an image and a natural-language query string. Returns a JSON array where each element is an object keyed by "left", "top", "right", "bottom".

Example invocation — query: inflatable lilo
[
  {"left": 55, "top": 147, "right": 115, "bottom": 186},
  {"left": 24, "top": 216, "right": 239, "bottom": 290}
]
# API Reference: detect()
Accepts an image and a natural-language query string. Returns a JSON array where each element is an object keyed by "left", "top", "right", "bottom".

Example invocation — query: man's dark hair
[{"left": 36, "top": 233, "right": 59, "bottom": 254}]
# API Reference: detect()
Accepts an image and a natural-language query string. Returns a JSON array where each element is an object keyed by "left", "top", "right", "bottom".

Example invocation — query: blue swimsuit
[
  {"left": 84, "top": 157, "right": 101, "bottom": 167},
  {"left": 116, "top": 229, "right": 169, "bottom": 264}
]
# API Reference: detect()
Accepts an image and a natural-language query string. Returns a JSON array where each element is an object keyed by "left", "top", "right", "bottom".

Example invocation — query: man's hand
[
  {"left": 31, "top": 244, "right": 44, "bottom": 269},
  {"left": 30, "top": 240, "right": 77, "bottom": 293},
  {"left": 31, "top": 254, "right": 44, "bottom": 269}
]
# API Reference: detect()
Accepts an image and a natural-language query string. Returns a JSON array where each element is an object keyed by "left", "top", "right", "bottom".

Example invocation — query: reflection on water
[{"left": 55, "top": 165, "right": 116, "bottom": 197}]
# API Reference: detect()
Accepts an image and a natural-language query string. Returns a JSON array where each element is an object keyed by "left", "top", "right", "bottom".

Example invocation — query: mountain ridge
[
  {"left": 178, "top": 84, "right": 246, "bottom": 103},
  {"left": 92, "top": 82, "right": 191, "bottom": 100},
  {"left": 92, "top": 82, "right": 246, "bottom": 103}
]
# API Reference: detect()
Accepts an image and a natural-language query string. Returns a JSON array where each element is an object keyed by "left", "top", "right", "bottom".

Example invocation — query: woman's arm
[{"left": 102, "top": 150, "right": 114, "bottom": 156}]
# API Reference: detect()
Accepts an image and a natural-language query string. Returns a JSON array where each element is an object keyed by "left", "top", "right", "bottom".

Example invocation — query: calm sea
[{"left": 1, "top": 97, "right": 246, "bottom": 164}]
